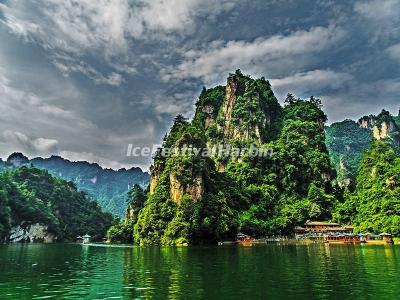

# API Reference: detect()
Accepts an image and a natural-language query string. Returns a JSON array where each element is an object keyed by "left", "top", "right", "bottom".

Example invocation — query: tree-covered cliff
[
  {"left": 112, "top": 71, "right": 336, "bottom": 245},
  {"left": 0, "top": 166, "right": 114, "bottom": 242},
  {"left": 325, "top": 109, "right": 400, "bottom": 186},
  {"left": 334, "top": 140, "right": 400, "bottom": 235},
  {"left": 325, "top": 120, "right": 372, "bottom": 186}
]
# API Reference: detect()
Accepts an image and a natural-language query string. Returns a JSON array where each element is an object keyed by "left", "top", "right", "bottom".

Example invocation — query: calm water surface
[{"left": 0, "top": 243, "right": 399, "bottom": 299}]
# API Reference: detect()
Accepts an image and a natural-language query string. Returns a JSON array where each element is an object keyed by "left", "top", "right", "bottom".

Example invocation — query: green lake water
[{"left": 0, "top": 243, "right": 399, "bottom": 299}]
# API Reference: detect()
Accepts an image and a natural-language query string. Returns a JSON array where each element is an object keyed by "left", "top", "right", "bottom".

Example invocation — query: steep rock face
[
  {"left": 126, "top": 203, "right": 135, "bottom": 219},
  {"left": 149, "top": 172, "right": 160, "bottom": 194},
  {"left": 149, "top": 71, "right": 281, "bottom": 202},
  {"left": 358, "top": 110, "right": 400, "bottom": 148},
  {"left": 372, "top": 121, "right": 396, "bottom": 140},
  {"left": 169, "top": 172, "right": 203, "bottom": 204},
  {"left": 8, "top": 223, "right": 56, "bottom": 243},
  {"left": 217, "top": 72, "right": 280, "bottom": 145},
  {"left": 221, "top": 73, "right": 238, "bottom": 142},
  {"left": 169, "top": 172, "right": 184, "bottom": 203},
  {"left": 358, "top": 110, "right": 399, "bottom": 139}
]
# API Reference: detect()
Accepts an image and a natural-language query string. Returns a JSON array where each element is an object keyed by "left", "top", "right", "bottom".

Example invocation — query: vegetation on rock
[
  {"left": 115, "top": 71, "right": 339, "bottom": 245},
  {"left": 0, "top": 167, "right": 114, "bottom": 242},
  {"left": 325, "top": 120, "right": 372, "bottom": 186}
]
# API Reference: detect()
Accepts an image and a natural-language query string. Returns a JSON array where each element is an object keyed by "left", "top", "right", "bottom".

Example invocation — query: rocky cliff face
[
  {"left": 372, "top": 121, "right": 397, "bottom": 140},
  {"left": 149, "top": 71, "right": 281, "bottom": 204},
  {"left": 7, "top": 223, "right": 56, "bottom": 243},
  {"left": 126, "top": 203, "right": 135, "bottom": 219},
  {"left": 358, "top": 110, "right": 400, "bottom": 145}
]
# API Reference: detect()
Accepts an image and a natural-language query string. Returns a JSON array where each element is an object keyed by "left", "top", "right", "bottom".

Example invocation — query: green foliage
[
  {"left": 0, "top": 185, "right": 11, "bottom": 239},
  {"left": 375, "top": 109, "right": 394, "bottom": 125},
  {"left": 283, "top": 99, "right": 327, "bottom": 124},
  {"left": 106, "top": 184, "right": 147, "bottom": 243},
  {"left": 334, "top": 140, "right": 400, "bottom": 235},
  {"left": 325, "top": 120, "right": 372, "bottom": 184},
  {"left": 394, "top": 116, "right": 400, "bottom": 127},
  {"left": 223, "top": 99, "right": 335, "bottom": 235},
  {"left": 106, "top": 219, "right": 135, "bottom": 243},
  {"left": 196, "top": 86, "right": 225, "bottom": 112},
  {"left": 126, "top": 184, "right": 146, "bottom": 223},
  {"left": 230, "top": 74, "right": 282, "bottom": 141},
  {"left": 0, "top": 167, "right": 114, "bottom": 241}
]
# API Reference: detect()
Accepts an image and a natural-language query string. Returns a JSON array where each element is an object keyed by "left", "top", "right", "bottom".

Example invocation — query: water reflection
[{"left": 0, "top": 244, "right": 399, "bottom": 299}]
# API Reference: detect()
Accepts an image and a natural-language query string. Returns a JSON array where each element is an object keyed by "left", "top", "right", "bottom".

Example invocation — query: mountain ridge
[{"left": 0, "top": 152, "right": 150, "bottom": 216}]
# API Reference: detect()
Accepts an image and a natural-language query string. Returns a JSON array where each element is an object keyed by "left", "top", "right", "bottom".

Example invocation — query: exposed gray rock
[{"left": 8, "top": 223, "right": 56, "bottom": 243}]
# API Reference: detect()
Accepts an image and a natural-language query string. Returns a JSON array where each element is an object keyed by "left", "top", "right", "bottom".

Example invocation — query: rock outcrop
[
  {"left": 169, "top": 172, "right": 203, "bottom": 204},
  {"left": 148, "top": 71, "right": 281, "bottom": 204},
  {"left": 358, "top": 110, "right": 400, "bottom": 141},
  {"left": 7, "top": 223, "right": 56, "bottom": 243},
  {"left": 372, "top": 121, "right": 397, "bottom": 140}
]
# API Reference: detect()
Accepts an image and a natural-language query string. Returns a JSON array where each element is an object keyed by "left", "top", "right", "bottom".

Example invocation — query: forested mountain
[
  {"left": 326, "top": 109, "right": 400, "bottom": 186},
  {"left": 110, "top": 70, "right": 338, "bottom": 245},
  {"left": 0, "top": 167, "right": 114, "bottom": 242},
  {"left": 1, "top": 153, "right": 150, "bottom": 216}
]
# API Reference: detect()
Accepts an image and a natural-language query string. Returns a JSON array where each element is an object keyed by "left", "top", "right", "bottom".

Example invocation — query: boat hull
[
  {"left": 365, "top": 240, "right": 393, "bottom": 245},
  {"left": 325, "top": 241, "right": 365, "bottom": 244}
]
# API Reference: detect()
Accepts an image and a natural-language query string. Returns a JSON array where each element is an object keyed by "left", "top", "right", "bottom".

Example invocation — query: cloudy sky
[{"left": 0, "top": 0, "right": 400, "bottom": 170}]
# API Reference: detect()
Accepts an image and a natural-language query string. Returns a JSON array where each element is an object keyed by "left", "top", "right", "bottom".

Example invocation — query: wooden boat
[
  {"left": 236, "top": 233, "right": 253, "bottom": 244},
  {"left": 365, "top": 233, "right": 394, "bottom": 245},
  {"left": 324, "top": 234, "right": 365, "bottom": 244}
]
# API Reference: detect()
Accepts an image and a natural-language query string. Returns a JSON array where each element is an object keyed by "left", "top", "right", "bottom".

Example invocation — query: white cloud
[
  {"left": 0, "top": 70, "right": 93, "bottom": 128},
  {"left": 1, "top": 0, "right": 239, "bottom": 84},
  {"left": 354, "top": 0, "right": 400, "bottom": 41},
  {"left": 322, "top": 77, "right": 400, "bottom": 123},
  {"left": 161, "top": 26, "right": 346, "bottom": 84},
  {"left": 137, "top": 0, "right": 238, "bottom": 34},
  {"left": 387, "top": 43, "right": 400, "bottom": 61},
  {"left": 1, "top": 130, "right": 58, "bottom": 156},
  {"left": 59, "top": 150, "right": 131, "bottom": 170},
  {"left": 354, "top": 0, "right": 400, "bottom": 21},
  {"left": 150, "top": 91, "right": 198, "bottom": 116},
  {"left": 270, "top": 69, "right": 353, "bottom": 100},
  {"left": 52, "top": 55, "right": 125, "bottom": 86}
]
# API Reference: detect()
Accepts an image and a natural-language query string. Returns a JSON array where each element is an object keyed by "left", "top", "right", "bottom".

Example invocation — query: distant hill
[{"left": 1, "top": 153, "right": 150, "bottom": 217}]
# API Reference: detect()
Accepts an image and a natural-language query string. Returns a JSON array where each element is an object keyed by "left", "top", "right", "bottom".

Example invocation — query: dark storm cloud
[{"left": 0, "top": 0, "right": 399, "bottom": 169}]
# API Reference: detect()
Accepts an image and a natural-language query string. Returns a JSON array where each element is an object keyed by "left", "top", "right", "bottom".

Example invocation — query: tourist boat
[
  {"left": 324, "top": 234, "right": 366, "bottom": 244},
  {"left": 365, "top": 233, "right": 394, "bottom": 245},
  {"left": 236, "top": 233, "right": 253, "bottom": 244}
]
